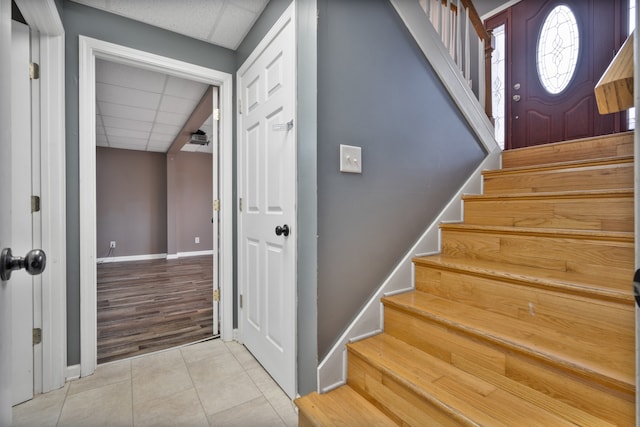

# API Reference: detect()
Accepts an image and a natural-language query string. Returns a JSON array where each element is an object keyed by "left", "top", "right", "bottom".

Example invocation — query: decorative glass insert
[
  {"left": 491, "top": 24, "right": 506, "bottom": 149},
  {"left": 536, "top": 5, "right": 580, "bottom": 94}
]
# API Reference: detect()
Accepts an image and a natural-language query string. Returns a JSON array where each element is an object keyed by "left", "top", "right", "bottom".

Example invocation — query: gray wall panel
[{"left": 316, "top": 0, "right": 486, "bottom": 358}]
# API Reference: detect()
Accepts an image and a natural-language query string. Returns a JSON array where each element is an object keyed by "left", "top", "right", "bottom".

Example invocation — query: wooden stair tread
[
  {"left": 294, "top": 385, "right": 397, "bottom": 427},
  {"left": 382, "top": 291, "right": 634, "bottom": 393},
  {"left": 501, "top": 132, "right": 634, "bottom": 168},
  {"left": 413, "top": 254, "right": 633, "bottom": 303},
  {"left": 440, "top": 222, "right": 634, "bottom": 242},
  {"left": 483, "top": 154, "right": 633, "bottom": 176},
  {"left": 463, "top": 188, "right": 633, "bottom": 201},
  {"left": 349, "top": 333, "right": 615, "bottom": 427}
]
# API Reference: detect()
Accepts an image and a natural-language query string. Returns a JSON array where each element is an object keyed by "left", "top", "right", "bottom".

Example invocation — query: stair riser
[
  {"left": 414, "top": 265, "right": 634, "bottom": 350},
  {"left": 482, "top": 163, "right": 633, "bottom": 194},
  {"left": 502, "top": 133, "right": 634, "bottom": 168},
  {"left": 383, "top": 306, "right": 635, "bottom": 425},
  {"left": 463, "top": 197, "right": 633, "bottom": 232},
  {"left": 440, "top": 229, "right": 634, "bottom": 281},
  {"left": 347, "top": 351, "right": 475, "bottom": 427}
]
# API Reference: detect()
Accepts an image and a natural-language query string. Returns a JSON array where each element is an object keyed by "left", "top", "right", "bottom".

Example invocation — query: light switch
[{"left": 339, "top": 144, "right": 362, "bottom": 174}]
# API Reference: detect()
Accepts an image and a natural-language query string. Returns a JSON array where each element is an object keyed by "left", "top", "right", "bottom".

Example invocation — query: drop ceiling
[
  {"left": 77, "top": 0, "right": 270, "bottom": 154},
  {"left": 95, "top": 59, "right": 214, "bottom": 154},
  {"left": 70, "top": 0, "right": 269, "bottom": 50}
]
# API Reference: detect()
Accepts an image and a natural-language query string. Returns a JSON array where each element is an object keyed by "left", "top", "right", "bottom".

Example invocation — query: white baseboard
[
  {"left": 97, "top": 253, "right": 167, "bottom": 263},
  {"left": 176, "top": 250, "right": 214, "bottom": 258},
  {"left": 65, "top": 364, "right": 81, "bottom": 381},
  {"left": 97, "top": 250, "right": 213, "bottom": 263}
]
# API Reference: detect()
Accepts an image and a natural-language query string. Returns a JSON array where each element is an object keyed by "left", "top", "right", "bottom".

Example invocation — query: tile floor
[{"left": 12, "top": 339, "right": 299, "bottom": 427}]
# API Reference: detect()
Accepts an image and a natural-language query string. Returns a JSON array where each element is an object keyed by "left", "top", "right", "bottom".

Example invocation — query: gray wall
[
  {"left": 316, "top": 0, "right": 486, "bottom": 358},
  {"left": 96, "top": 148, "right": 167, "bottom": 257},
  {"left": 96, "top": 148, "right": 213, "bottom": 258},
  {"left": 174, "top": 152, "right": 214, "bottom": 253},
  {"left": 63, "top": 0, "right": 235, "bottom": 365}
]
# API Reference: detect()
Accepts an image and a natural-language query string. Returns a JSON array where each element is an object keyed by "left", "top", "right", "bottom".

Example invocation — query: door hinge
[
  {"left": 239, "top": 198, "right": 243, "bottom": 212},
  {"left": 33, "top": 328, "right": 42, "bottom": 345},
  {"left": 239, "top": 294, "right": 243, "bottom": 309},
  {"left": 29, "top": 62, "right": 40, "bottom": 80},
  {"left": 31, "top": 195, "right": 40, "bottom": 213},
  {"left": 238, "top": 99, "right": 243, "bottom": 115},
  {"left": 213, "top": 199, "right": 220, "bottom": 212},
  {"left": 213, "top": 108, "right": 220, "bottom": 121},
  {"left": 213, "top": 289, "right": 220, "bottom": 302}
]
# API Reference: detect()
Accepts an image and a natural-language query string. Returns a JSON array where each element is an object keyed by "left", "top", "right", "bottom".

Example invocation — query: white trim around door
[
  {"left": 13, "top": 0, "right": 67, "bottom": 395},
  {"left": 78, "top": 37, "right": 234, "bottom": 377}
]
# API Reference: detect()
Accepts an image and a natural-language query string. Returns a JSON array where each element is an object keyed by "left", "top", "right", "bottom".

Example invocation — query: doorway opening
[
  {"left": 93, "top": 57, "right": 220, "bottom": 364},
  {"left": 79, "top": 36, "right": 233, "bottom": 377}
]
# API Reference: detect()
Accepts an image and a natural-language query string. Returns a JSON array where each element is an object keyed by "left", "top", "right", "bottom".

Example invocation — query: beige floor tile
[
  {"left": 187, "top": 350, "right": 244, "bottom": 389},
  {"left": 131, "top": 348, "right": 184, "bottom": 376},
  {"left": 181, "top": 338, "right": 230, "bottom": 365},
  {"left": 133, "top": 387, "right": 208, "bottom": 427},
  {"left": 132, "top": 363, "right": 194, "bottom": 406},
  {"left": 57, "top": 380, "right": 133, "bottom": 427},
  {"left": 12, "top": 383, "right": 69, "bottom": 427},
  {"left": 208, "top": 395, "right": 286, "bottom": 427},
  {"left": 263, "top": 387, "right": 298, "bottom": 427},
  {"left": 68, "top": 359, "right": 131, "bottom": 396},
  {"left": 196, "top": 369, "right": 263, "bottom": 416}
]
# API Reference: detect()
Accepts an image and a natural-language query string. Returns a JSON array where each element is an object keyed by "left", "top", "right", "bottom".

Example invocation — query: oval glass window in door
[{"left": 536, "top": 5, "right": 580, "bottom": 94}]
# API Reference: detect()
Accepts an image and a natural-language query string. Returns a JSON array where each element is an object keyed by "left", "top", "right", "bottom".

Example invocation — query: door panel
[
  {"left": 0, "top": 0, "right": 13, "bottom": 422},
  {"left": 11, "top": 20, "right": 33, "bottom": 406},
  {"left": 491, "top": 0, "right": 627, "bottom": 149},
  {"left": 238, "top": 7, "right": 296, "bottom": 399}
]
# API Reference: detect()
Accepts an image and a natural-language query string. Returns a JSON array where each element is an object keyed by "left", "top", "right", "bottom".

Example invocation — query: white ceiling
[
  {"left": 95, "top": 59, "right": 214, "bottom": 154},
  {"left": 71, "top": 0, "right": 269, "bottom": 50}
]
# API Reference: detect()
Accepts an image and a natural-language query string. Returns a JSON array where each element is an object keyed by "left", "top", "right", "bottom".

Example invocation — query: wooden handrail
[{"left": 459, "top": 0, "right": 490, "bottom": 43}]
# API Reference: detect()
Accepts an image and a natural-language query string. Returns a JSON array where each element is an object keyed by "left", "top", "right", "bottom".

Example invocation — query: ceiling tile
[
  {"left": 96, "top": 59, "right": 167, "bottom": 93},
  {"left": 107, "top": 135, "right": 148, "bottom": 147},
  {"left": 105, "top": 127, "right": 150, "bottom": 140},
  {"left": 102, "top": 116, "right": 154, "bottom": 133},
  {"left": 209, "top": 3, "right": 257, "bottom": 49},
  {"left": 151, "top": 123, "right": 182, "bottom": 136},
  {"left": 97, "top": 82, "right": 162, "bottom": 110},
  {"left": 98, "top": 101, "right": 157, "bottom": 122},
  {"left": 159, "top": 95, "right": 199, "bottom": 114},
  {"left": 229, "top": 0, "right": 269, "bottom": 14},
  {"left": 164, "top": 76, "right": 208, "bottom": 100},
  {"left": 155, "top": 111, "right": 190, "bottom": 127}
]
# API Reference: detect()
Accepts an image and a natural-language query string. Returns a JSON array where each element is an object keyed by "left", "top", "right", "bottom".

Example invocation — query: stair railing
[{"left": 419, "top": 0, "right": 493, "bottom": 121}]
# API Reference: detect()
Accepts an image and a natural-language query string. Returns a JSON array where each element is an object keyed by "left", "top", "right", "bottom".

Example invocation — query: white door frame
[
  {"left": 78, "top": 37, "right": 234, "bottom": 377},
  {"left": 13, "top": 0, "right": 66, "bottom": 395}
]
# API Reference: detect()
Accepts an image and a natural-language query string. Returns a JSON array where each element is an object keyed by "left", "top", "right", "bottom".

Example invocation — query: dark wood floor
[{"left": 97, "top": 256, "right": 214, "bottom": 364}]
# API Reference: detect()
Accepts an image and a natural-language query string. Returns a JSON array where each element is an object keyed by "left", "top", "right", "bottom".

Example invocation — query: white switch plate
[{"left": 340, "top": 144, "right": 362, "bottom": 174}]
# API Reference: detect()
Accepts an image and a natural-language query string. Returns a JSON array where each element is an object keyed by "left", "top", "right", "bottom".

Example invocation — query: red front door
[{"left": 487, "top": 0, "right": 628, "bottom": 150}]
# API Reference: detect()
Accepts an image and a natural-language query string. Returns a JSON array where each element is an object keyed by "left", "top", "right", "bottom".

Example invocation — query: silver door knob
[
  {"left": 0, "top": 248, "right": 46, "bottom": 281},
  {"left": 512, "top": 94, "right": 521, "bottom": 102}
]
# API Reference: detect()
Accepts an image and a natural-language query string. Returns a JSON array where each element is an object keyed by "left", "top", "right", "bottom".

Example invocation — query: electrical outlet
[
  {"left": 195, "top": 237, "right": 200, "bottom": 244},
  {"left": 339, "top": 144, "right": 362, "bottom": 174},
  {"left": 109, "top": 241, "right": 116, "bottom": 248}
]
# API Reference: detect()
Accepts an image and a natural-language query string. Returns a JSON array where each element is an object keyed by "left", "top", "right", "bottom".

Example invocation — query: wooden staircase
[{"left": 295, "top": 132, "right": 636, "bottom": 426}]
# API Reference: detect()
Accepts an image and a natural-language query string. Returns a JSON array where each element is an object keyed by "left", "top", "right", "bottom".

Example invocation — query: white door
[
  {"left": 11, "top": 20, "right": 34, "bottom": 406},
  {"left": 238, "top": 5, "right": 296, "bottom": 399},
  {"left": 0, "top": 0, "right": 13, "bottom": 423}
]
